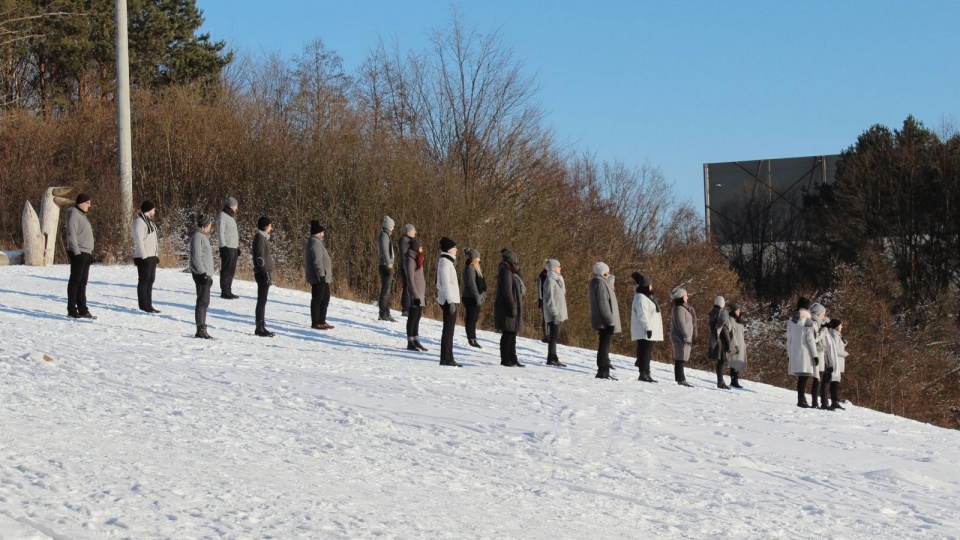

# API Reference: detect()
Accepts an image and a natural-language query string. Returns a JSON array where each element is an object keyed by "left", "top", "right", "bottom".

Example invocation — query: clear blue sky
[{"left": 196, "top": 0, "right": 960, "bottom": 207}]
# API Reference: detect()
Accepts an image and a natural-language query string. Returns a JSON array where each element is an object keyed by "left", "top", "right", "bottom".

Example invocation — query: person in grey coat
[
  {"left": 494, "top": 249, "right": 526, "bottom": 367},
  {"left": 397, "top": 224, "right": 416, "bottom": 316},
  {"left": 728, "top": 303, "right": 747, "bottom": 388},
  {"left": 461, "top": 248, "right": 487, "bottom": 348},
  {"left": 252, "top": 216, "right": 275, "bottom": 337},
  {"left": 216, "top": 196, "right": 240, "bottom": 299},
  {"left": 189, "top": 214, "right": 216, "bottom": 339},
  {"left": 589, "top": 262, "right": 621, "bottom": 379},
  {"left": 304, "top": 220, "right": 333, "bottom": 330},
  {"left": 708, "top": 296, "right": 734, "bottom": 389},
  {"left": 65, "top": 193, "right": 96, "bottom": 319},
  {"left": 403, "top": 238, "right": 428, "bottom": 351},
  {"left": 376, "top": 215, "right": 397, "bottom": 321},
  {"left": 669, "top": 287, "right": 697, "bottom": 387},
  {"left": 132, "top": 200, "right": 160, "bottom": 313},
  {"left": 542, "top": 259, "right": 568, "bottom": 367}
]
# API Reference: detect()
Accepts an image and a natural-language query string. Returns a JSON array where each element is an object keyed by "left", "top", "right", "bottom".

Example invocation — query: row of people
[{"left": 787, "top": 297, "right": 848, "bottom": 410}]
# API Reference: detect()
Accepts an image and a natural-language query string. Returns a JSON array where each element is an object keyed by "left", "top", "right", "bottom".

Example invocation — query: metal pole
[
  {"left": 703, "top": 163, "right": 711, "bottom": 237},
  {"left": 115, "top": 0, "right": 133, "bottom": 217}
]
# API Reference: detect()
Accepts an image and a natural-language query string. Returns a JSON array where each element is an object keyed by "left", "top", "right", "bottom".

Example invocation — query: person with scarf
[
  {"left": 542, "top": 259, "right": 568, "bottom": 367},
  {"left": 436, "top": 236, "right": 461, "bottom": 366},
  {"left": 495, "top": 249, "right": 526, "bottom": 367},
  {"left": 589, "top": 262, "right": 621, "bottom": 380},
  {"left": 461, "top": 249, "right": 487, "bottom": 348},
  {"left": 669, "top": 287, "right": 697, "bottom": 386},
  {"left": 132, "top": 200, "right": 160, "bottom": 313},
  {"left": 822, "top": 318, "right": 848, "bottom": 410},
  {"left": 728, "top": 302, "right": 747, "bottom": 388},
  {"left": 403, "top": 238, "right": 427, "bottom": 351},
  {"left": 708, "top": 296, "right": 734, "bottom": 389},
  {"left": 786, "top": 297, "right": 820, "bottom": 407},
  {"left": 630, "top": 272, "right": 662, "bottom": 382}
]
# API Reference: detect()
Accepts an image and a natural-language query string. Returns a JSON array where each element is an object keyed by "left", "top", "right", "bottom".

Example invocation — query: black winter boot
[
  {"left": 830, "top": 381, "right": 844, "bottom": 410},
  {"left": 255, "top": 322, "right": 275, "bottom": 337},
  {"left": 195, "top": 325, "right": 214, "bottom": 339},
  {"left": 797, "top": 376, "right": 809, "bottom": 407},
  {"left": 729, "top": 368, "right": 742, "bottom": 388},
  {"left": 810, "top": 378, "right": 821, "bottom": 409},
  {"left": 406, "top": 339, "right": 419, "bottom": 351},
  {"left": 414, "top": 339, "right": 428, "bottom": 352}
]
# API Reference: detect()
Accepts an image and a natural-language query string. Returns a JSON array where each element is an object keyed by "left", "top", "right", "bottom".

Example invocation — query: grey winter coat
[
  {"left": 462, "top": 264, "right": 487, "bottom": 304},
  {"left": 729, "top": 314, "right": 747, "bottom": 372},
  {"left": 304, "top": 236, "right": 331, "bottom": 284},
  {"left": 376, "top": 228, "right": 394, "bottom": 267},
  {"left": 708, "top": 305, "right": 734, "bottom": 361},
  {"left": 189, "top": 227, "right": 214, "bottom": 277},
  {"left": 670, "top": 302, "right": 698, "bottom": 362},
  {"left": 132, "top": 211, "right": 158, "bottom": 259},
  {"left": 397, "top": 234, "right": 412, "bottom": 276},
  {"left": 252, "top": 230, "right": 274, "bottom": 275},
  {"left": 542, "top": 271, "right": 568, "bottom": 324},
  {"left": 589, "top": 274, "right": 621, "bottom": 333},
  {"left": 216, "top": 209, "right": 238, "bottom": 249},
  {"left": 403, "top": 249, "right": 426, "bottom": 309},
  {"left": 64, "top": 206, "right": 94, "bottom": 255},
  {"left": 494, "top": 255, "right": 525, "bottom": 333}
]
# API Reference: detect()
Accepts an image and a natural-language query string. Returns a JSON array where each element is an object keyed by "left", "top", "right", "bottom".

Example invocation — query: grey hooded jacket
[
  {"left": 376, "top": 228, "right": 394, "bottom": 267},
  {"left": 189, "top": 227, "right": 214, "bottom": 277},
  {"left": 65, "top": 206, "right": 94, "bottom": 255},
  {"left": 589, "top": 273, "right": 621, "bottom": 332},
  {"left": 304, "top": 235, "right": 331, "bottom": 284},
  {"left": 542, "top": 271, "right": 568, "bottom": 324}
]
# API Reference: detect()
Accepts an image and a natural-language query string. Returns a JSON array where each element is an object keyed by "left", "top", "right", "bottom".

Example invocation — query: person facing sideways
[
  {"left": 541, "top": 259, "right": 568, "bottom": 367},
  {"left": 252, "top": 216, "right": 276, "bottom": 337},
  {"left": 304, "top": 219, "right": 333, "bottom": 330},
  {"left": 786, "top": 296, "right": 819, "bottom": 408},
  {"left": 436, "top": 236, "right": 461, "bottom": 367},
  {"left": 494, "top": 249, "right": 526, "bottom": 367},
  {"left": 216, "top": 196, "right": 240, "bottom": 299},
  {"left": 808, "top": 302, "right": 829, "bottom": 409},
  {"left": 708, "top": 296, "right": 735, "bottom": 389},
  {"left": 727, "top": 302, "right": 747, "bottom": 388},
  {"left": 189, "top": 214, "right": 216, "bottom": 339},
  {"left": 822, "top": 318, "right": 848, "bottom": 410},
  {"left": 65, "top": 192, "right": 96, "bottom": 319},
  {"left": 398, "top": 223, "right": 416, "bottom": 317},
  {"left": 376, "top": 215, "right": 397, "bottom": 322},
  {"left": 403, "top": 238, "right": 428, "bottom": 352},
  {"left": 461, "top": 248, "right": 487, "bottom": 349},
  {"left": 589, "top": 262, "right": 621, "bottom": 380},
  {"left": 669, "top": 287, "right": 697, "bottom": 387},
  {"left": 132, "top": 200, "right": 161, "bottom": 314},
  {"left": 630, "top": 272, "right": 662, "bottom": 383},
  {"left": 536, "top": 262, "right": 551, "bottom": 343}
]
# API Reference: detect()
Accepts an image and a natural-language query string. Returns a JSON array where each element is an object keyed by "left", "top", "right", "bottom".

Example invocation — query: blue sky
[{"left": 196, "top": 0, "right": 960, "bottom": 207}]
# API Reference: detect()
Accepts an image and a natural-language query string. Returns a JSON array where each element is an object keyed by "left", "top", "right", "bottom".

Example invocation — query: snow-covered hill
[{"left": 1, "top": 265, "right": 959, "bottom": 539}]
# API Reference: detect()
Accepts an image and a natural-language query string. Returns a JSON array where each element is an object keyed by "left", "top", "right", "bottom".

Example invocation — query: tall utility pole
[{"left": 115, "top": 0, "right": 133, "bottom": 216}]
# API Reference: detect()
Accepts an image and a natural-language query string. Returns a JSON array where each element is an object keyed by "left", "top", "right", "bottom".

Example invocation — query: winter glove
[
  {"left": 813, "top": 357, "right": 820, "bottom": 366},
  {"left": 825, "top": 367, "right": 834, "bottom": 375},
  {"left": 414, "top": 299, "right": 421, "bottom": 307},
  {"left": 646, "top": 330, "right": 652, "bottom": 339}
]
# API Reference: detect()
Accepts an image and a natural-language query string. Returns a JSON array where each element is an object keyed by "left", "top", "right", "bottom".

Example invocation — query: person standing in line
[
  {"left": 436, "top": 236, "right": 461, "bottom": 366},
  {"left": 589, "top": 262, "right": 621, "bottom": 380},
  {"left": 189, "top": 214, "right": 216, "bottom": 339},
  {"left": 786, "top": 297, "right": 820, "bottom": 408},
  {"left": 542, "top": 259, "right": 568, "bottom": 367},
  {"left": 728, "top": 302, "right": 747, "bottom": 388},
  {"left": 536, "top": 262, "right": 551, "bottom": 343},
  {"left": 217, "top": 196, "right": 240, "bottom": 299},
  {"left": 304, "top": 220, "right": 333, "bottom": 330},
  {"left": 708, "top": 296, "right": 734, "bottom": 389},
  {"left": 669, "top": 287, "right": 697, "bottom": 387},
  {"left": 630, "top": 272, "right": 662, "bottom": 383},
  {"left": 403, "top": 238, "right": 428, "bottom": 351},
  {"left": 494, "top": 249, "right": 526, "bottom": 367},
  {"left": 65, "top": 193, "right": 96, "bottom": 319},
  {"left": 809, "top": 303, "right": 829, "bottom": 409},
  {"left": 132, "top": 200, "right": 161, "bottom": 313},
  {"left": 251, "top": 216, "right": 276, "bottom": 337},
  {"left": 823, "top": 318, "right": 848, "bottom": 410},
  {"left": 398, "top": 224, "right": 416, "bottom": 317},
  {"left": 461, "top": 248, "right": 487, "bottom": 348},
  {"left": 376, "top": 215, "right": 397, "bottom": 321}
]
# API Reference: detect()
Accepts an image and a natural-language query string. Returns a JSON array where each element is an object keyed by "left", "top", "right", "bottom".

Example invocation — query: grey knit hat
[
  {"left": 670, "top": 287, "right": 687, "bottom": 300},
  {"left": 382, "top": 215, "right": 395, "bottom": 229},
  {"left": 810, "top": 303, "right": 826, "bottom": 315},
  {"left": 593, "top": 262, "right": 610, "bottom": 276},
  {"left": 225, "top": 196, "right": 238, "bottom": 208},
  {"left": 197, "top": 213, "right": 214, "bottom": 228},
  {"left": 715, "top": 296, "right": 726, "bottom": 308},
  {"left": 546, "top": 259, "right": 561, "bottom": 271}
]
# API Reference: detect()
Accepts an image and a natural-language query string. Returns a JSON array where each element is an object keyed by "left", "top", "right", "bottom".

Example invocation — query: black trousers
[
  {"left": 219, "top": 246, "right": 239, "bottom": 296},
  {"left": 67, "top": 252, "right": 93, "bottom": 315},
  {"left": 255, "top": 272, "right": 270, "bottom": 323},
  {"left": 636, "top": 339, "right": 654, "bottom": 374},
  {"left": 378, "top": 264, "right": 393, "bottom": 317},
  {"left": 500, "top": 331, "right": 517, "bottom": 365},
  {"left": 311, "top": 281, "right": 330, "bottom": 325},
  {"left": 406, "top": 305, "right": 423, "bottom": 338},
  {"left": 596, "top": 325, "right": 614, "bottom": 377},
  {"left": 675, "top": 361, "right": 686, "bottom": 382},
  {"left": 547, "top": 321, "right": 562, "bottom": 360},
  {"left": 796, "top": 375, "right": 809, "bottom": 403},
  {"left": 463, "top": 297, "right": 481, "bottom": 340},
  {"left": 440, "top": 302, "right": 457, "bottom": 363},
  {"left": 716, "top": 359, "right": 726, "bottom": 384},
  {"left": 192, "top": 273, "right": 212, "bottom": 326},
  {"left": 134, "top": 256, "right": 158, "bottom": 310}
]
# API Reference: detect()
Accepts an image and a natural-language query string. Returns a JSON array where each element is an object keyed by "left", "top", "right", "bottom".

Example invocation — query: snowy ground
[{"left": 1, "top": 265, "right": 959, "bottom": 539}]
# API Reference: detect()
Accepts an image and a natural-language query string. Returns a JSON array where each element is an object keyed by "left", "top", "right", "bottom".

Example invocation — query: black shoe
[
  {"left": 67, "top": 312, "right": 81, "bottom": 319},
  {"left": 730, "top": 381, "right": 743, "bottom": 388},
  {"left": 830, "top": 403, "right": 846, "bottom": 410},
  {"left": 440, "top": 361, "right": 462, "bottom": 367},
  {"left": 513, "top": 361, "right": 526, "bottom": 368},
  {"left": 717, "top": 381, "right": 730, "bottom": 390},
  {"left": 78, "top": 311, "right": 97, "bottom": 319},
  {"left": 406, "top": 342, "right": 419, "bottom": 351},
  {"left": 797, "top": 400, "right": 810, "bottom": 408},
  {"left": 220, "top": 293, "right": 239, "bottom": 299},
  {"left": 677, "top": 380, "right": 693, "bottom": 387},
  {"left": 144, "top": 307, "right": 161, "bottom": 314},
  {"left": 468, "top": 339, "right": 482, "bottom": 348},
  {"left": 401, "top": 310, "right": 408, "bottom": 317},
  {"left": 414, "top": 340, "right": 428, "bottom": 352},
  {"left": 255, "top": 326, "right": 275, "bottom": 337},
  {"left": 596, "top": 374, "right": 617, "bottom": 380},
  {"left": 379, "top": 315, "right": 397, "bottom": 322},
  {"left": 195, "top": 325, "right": 214, "bottom": 339}
]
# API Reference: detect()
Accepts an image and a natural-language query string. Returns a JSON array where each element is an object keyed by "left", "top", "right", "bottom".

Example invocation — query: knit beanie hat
[
  {"left": 382, "top": 215, "right": 395, "bottom": 229},
  {"left": 825, "top": 318, "right": 842, "bottom": 329},
  {"left": 796, "top": 296, "right": 811, "bottom": 310},
  {"left": 140, "top": 200, "right": 155, "bottom": 213},
  {"left": 728, "top": 302, "right": 741, "bottom": 312},
  {"left": 593, "top": 262, "right": 610, "bottom": 276},
  {"left": 310, "top": 220, "right": 325, "bottom": 235},
  {"left": 409, "top": 238, "right": 422, "bottom": 251},
  {"left": 546, "top": 259, "right": 561, "bottom": 272},
  {"left": 500, "top": 248, "right": 518, "bottom": 264},
  {"left": 225, "top": 196, "right": 238, "bottom": 208},
  {"left": 257, "top": 216, "right": 272, "bottom": 231},
  {"left": 403, "top": 223, "right": 416, "bottom": 235},
  {"left": 439, "top": 236, "right": 457, "bottom": 252},
  {"left": 669, "top": 287, "right": 687, "bottom": 300},
  {"left": 76, "top": 193, "right": 91, "bottom": 205},
  {"left": 810, "top": 303, "right": 826, "bottom": 316},
  {"left": 197, "top": 213, "right": 213, "bottom": 228},
  {"left": 715, "top": 296, "right": 726, "bottom": 308},
  {"left": 464, "top": 248, "right": 480, "bottom": 261},
  {"left": 631, "top": 271, "right": 651, "bottom": 288}
]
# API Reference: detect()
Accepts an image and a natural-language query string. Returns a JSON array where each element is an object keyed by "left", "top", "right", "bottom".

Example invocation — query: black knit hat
[
  {"left": 140, "top": 200, "right": 155, "bottom": 213},
  {"left": 796, "top": 296, "right": 811, "bottom": 310},
  {"left": 76, "top": 193, "right": 91, "bottom": 204},
  {"left": 197, "top": 213, "right": 213, "bottom": 228},
  {"left": 631, "top": 271, "right": 651, "bottom": 288},
  {"left": 825, "top": 318, "right": 842, "bottom": 329},
  {"left": 257, "top": 216, "right": 272, "bottom": 231},
  {"left": 439, "top": 236, "right": 457, "bottom": 252},
  {"left": 410, "top": 238, "right": 422, "bottom": 251},
  {"left": 310, "top": 219, "right": 325, "bottom": 235}
]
